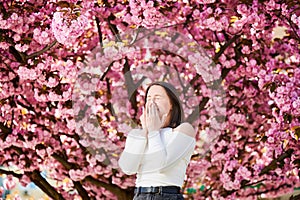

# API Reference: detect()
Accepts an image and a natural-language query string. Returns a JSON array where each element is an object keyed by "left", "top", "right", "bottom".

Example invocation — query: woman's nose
[{"left": 148, "top": 98, "right": 155, "bottom": 103}]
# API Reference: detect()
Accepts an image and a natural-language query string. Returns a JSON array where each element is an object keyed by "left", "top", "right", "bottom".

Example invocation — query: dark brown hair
[{"left": 145, "top": 81, "right": 183, "bottom": 128}]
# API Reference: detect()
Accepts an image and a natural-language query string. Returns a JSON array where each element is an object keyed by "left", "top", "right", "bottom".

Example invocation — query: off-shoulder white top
[{"left": 118, "top": 127, "right": 196, "bottom": 187}]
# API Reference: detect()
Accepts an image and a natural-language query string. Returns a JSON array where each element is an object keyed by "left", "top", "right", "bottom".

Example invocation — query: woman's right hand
[
  {"left": 145, "top": 102, "right": 166, "bottom": 133},
  {"left": 140, "top": 107, "right": 147, "bottom": 131},
  {"left": 139, "top": 107, "right": 148, "bottom": 137}
]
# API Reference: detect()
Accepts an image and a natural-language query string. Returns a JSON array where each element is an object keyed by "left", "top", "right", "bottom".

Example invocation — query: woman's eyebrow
[{"left": 147, "top": 94, "right": 162, "bottom": 97}]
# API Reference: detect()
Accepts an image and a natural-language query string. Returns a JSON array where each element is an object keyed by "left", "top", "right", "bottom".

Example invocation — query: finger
[
  {"left": 141, "top": 111, "right": 145, "bottom": 119},
  {"left": 152, "top": 103, "right": 159, "bottom": 117},
  {"left": 142, "top": 107, "right": 147, "bottom": 117},
  {"left": 150, "top": 103, "right": 155, "bottom": 116},
  {"left": 145, "top": 103, "right": 150, "bottom": 119},
  {"left": 146, "top": 102, "right": 150, "bottom": 116}
]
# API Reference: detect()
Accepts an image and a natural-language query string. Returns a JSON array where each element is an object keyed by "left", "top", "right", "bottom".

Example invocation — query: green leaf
[
  {"left": 199, "top": 185, "right": 205, "bottom": 191},
  {"left": 187, "top": 188, "right": 197, "bottom": 194}
]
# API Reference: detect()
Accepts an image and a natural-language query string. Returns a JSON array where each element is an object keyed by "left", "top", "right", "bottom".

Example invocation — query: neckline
[{"left": 160, "top": 127, "right": 172, "bottom": 133}]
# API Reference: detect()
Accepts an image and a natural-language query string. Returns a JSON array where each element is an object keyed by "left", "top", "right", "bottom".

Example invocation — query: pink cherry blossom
[{"left": 0, "top": 0, "right": 299, "bottom": 199}]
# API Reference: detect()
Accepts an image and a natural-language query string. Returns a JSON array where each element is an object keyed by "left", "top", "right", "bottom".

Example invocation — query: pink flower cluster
[
  {"left": 123, "top": 0, "right": 167, "bottom": 28},
  {"left": 51, "top": 10, "right": 88, "bottom": 46},
  {"left": 17, "top": 66, "right": 39, "bottom": 80},
  {"left": 0, "top": 0, "right": 299, "bottom": 199},
  {"left": 33, "top": 28, "right": 52, "bottom": 45}
]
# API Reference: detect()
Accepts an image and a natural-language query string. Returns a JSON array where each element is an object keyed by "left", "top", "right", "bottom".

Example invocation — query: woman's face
[{"left": 146, "top": 85, "right": 172, "bottom": 124}]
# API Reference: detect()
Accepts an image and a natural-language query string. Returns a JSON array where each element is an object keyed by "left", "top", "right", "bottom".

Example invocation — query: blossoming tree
[{"left": 0, "top": 0, "right": 299, "bottom": 199}]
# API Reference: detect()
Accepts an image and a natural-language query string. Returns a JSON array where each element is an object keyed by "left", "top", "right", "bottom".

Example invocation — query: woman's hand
[
  {"left": 140, "top": 107, "right": 147, "bottom": 131},
  {"left": 146, "top": 102, "right": 167, "bottom": 132}
]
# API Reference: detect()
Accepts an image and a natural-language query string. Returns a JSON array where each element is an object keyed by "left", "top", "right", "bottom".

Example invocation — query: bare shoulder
[{"left": 173, "top": 122, "right": 196, "bottom": 138}]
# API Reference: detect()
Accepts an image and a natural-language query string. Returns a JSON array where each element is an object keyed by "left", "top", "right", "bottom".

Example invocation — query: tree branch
[
  {"left": 0, "top": 121, "right": 12, "bottom": 140},
  {"left": 100, "top": 61, "right": 114, "bottom": 81},
  {"left": 259, "top": 149, "right": 294, "bottom": 176},
  {"left": 52, "top": 152, "right": 78, "bottom": 170},
  {"left": 16, "top": 100, "right": 36, "bottom": 114},
  {"left": 242, "top": 179, "right": 266, "bottom": 188},
  {"left": 213, "top": 34, "right": 240, "bottom": 62},
  {"left": 9, "top": 46, "right": 27, "bottom": 63},
  {"left": 282, "top": 15, "right": 300, "bottom": 42},
  {"left": 236, "top": 183, "right": 293, "bottom": 198},
  {"left": 186, "top": 97, "right": 209, "bottom": 124},
  {"left": 26, "top": 170, "right": 64, "bottom": 200},
  {"left": 105, "top": 77, "right": 117, "bottom": 119},
  {"left": 8, "top": 40, "right": 57, "bottom": 64},
  {"left": 52, "top": 152, "right": 91, "bottom": 200},
  {"left": 27, "top": 40, "right": 57, "bottom": 59},
  {"left": 0, "top": 165, "right": 66, "bottom": 200},
  {"left": 122, "top": 58, "right": 146, "bottom": 120},
  {"left": 290, "top": 193, "right": 300, "bottom": 200},
  {"left": 0, "top": 168, "right": 23, "bottom": 178},
  {"left": 107, "top": 14, "right": 121, "bottom": 42},
  {"left": 127, "top": 18, "right": 200, "bottom": 47},
  {"left": 95, "top": 17, "right": 104, "bottom": 54}
]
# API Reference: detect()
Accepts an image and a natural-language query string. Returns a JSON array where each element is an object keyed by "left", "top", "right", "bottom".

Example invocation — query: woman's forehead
[{"left": 147, "top": 85, "right": 167, "bottom": 96}]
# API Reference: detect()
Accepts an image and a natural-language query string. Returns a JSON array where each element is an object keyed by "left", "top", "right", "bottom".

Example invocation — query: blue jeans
[{"left": 133, "top": 193, "right": 184, "bottom": 200}]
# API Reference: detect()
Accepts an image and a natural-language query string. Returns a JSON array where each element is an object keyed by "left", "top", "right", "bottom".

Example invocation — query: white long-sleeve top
[{"left": 118, "top": 127, "right": 196, "bottom": 187}]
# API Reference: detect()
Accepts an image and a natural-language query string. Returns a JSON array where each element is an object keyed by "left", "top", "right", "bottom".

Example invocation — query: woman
[{"left": 118, "top": 81, "right": 196, "bottom": 200}]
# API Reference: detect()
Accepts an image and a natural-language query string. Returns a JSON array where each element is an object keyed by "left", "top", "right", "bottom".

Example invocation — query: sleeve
[
  {"left": 118, "top": 129, "right": 147, "bottom": 175},
  {"left": 138, "top": 131, "right": 196, "bottom": 173}
]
